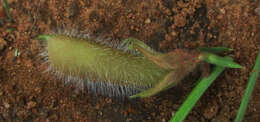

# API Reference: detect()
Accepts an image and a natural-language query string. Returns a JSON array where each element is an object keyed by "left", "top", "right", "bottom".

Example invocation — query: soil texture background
[{"left": 0, "top": 0, "right": 260, "bottom": 121}]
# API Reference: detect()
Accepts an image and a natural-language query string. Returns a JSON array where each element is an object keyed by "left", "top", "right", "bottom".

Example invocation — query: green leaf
[
  {"left": 3, "top": 0, "right": 12, "bottom": 21},
  {"left": 7, "top": 28, "right": 13, "bottom": 32},
  {"left": 235, "top": 51, "right": 260, "bottom": 122},
  {"left": 202, "top": 52, "right": 243, "bottom": 68},
  {"left": 170, "top": 65, "right": 226, "bottom": 122},
  {"left": 14, "top": 48, "right": 19, "bottom": 57},
  {"left": 198, "top": 47, "right": 232, "bottom": 53}
]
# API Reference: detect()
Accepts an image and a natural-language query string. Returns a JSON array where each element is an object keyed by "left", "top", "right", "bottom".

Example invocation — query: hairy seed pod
[{"left": 38, "top": 34, "right": 170, "bottom": 97}]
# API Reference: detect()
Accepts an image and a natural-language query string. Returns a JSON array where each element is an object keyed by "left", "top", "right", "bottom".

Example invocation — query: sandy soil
[{"left": 0, "top": 0, "right": 259, "bottom": 121}]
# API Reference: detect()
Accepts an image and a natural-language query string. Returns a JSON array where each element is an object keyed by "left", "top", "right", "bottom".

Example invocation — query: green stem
[
  {"left": 235, "top": 51, "right": 260, "bottom": 122},
  {"left": 201, "top": 52, "right": 243, "bottom": 68},
  {"left": 3, "top": 0, "right": 12, "bottom": 21},
  {"left": 198, "top": 47, "right": 232, "bottom": 54},
  {"left": 170, "top": 65, "right": 225, "bottom": 122}
]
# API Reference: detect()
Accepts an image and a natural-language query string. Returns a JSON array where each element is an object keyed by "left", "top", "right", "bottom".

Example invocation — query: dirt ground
[{"left": 0, "top": 0, "right": 259, "bottom": 121}]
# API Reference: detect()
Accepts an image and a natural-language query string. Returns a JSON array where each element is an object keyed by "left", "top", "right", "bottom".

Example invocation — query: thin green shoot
[
  {"left": 3, "top": 0, "right": 12, "bottom": 21},
  {"left": 170, "top": 65, "right": 226, "bottom": 122},
  {"left": 235, "top": 51, "right": 260, "bottom": 122},
  {"left": 201, "top": 52, "right": 243, "bottom": 68},
  {"left": 7, "top": 28, "right": 13, "bottom": 32},
  {"left": 14, "top": 48, "right": 19, "bottom": 57},
  {"left": 198, "top": 47, "right": 232, "bottom": 54}
]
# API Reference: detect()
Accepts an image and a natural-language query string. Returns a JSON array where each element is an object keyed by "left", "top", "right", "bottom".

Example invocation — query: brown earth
[{"left": 0, "top": 0, "right": 259, "bottom": 121}]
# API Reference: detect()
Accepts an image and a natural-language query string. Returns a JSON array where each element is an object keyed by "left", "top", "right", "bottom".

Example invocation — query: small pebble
[
  {"left": 165, "top": 34, "right": 172, "bottom": 41},
  {"left": 3, "top": 102, "right": 10, "bottom": 109},
  {"left": 145, "top": 18, "right": 151, "bottom": 24},
  {"left": 162, "top": 118, "right": 166, "bottom": 122},
  {"left": 171, "top": 31, "right": 177, "bottom": 37},
  {"left": 27, "top": 101, "right": 37, "bottom": 109},
  {"left": 254, "top": 7, "right": 260, "bottom": 16},
  {"left": 0, "top": 38, "right": 7, "bottom": 51},
  {"left": 105, "top": 98, "right": 112, "bottom": 104},
  {"left": 220, "top": 8, "right": 226, "bottom": 14}
]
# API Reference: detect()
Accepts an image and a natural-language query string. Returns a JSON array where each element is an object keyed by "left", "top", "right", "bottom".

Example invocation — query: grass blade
[
  {"left": 202, "top": 53, "right": 243, "bottom": 68},
  {"left": 3, "top": 0, "right": 12, "bottom": 20},
  {"left": 235, "top": 51, "right": 260, "bottom": 122},
  {"left": 170, "top": 65, "right": 225, "bottom": 122},
  {"left": 198, "top": 47, "right": 232, "bottom": 53}
]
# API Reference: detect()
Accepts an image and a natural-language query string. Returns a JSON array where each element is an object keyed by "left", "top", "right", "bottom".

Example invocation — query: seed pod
[{"left": 37, "top": 34, "right": 169, "bottom": 97}]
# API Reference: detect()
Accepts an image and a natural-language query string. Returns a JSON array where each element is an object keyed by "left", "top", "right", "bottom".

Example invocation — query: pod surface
[{"left": 46, "top": 34, "right": 169, "bottom": 88}]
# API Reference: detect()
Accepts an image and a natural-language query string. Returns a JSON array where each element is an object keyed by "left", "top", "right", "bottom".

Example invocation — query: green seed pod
[{"left": 37, "top": 34, "right": 170, "bottom": 96}]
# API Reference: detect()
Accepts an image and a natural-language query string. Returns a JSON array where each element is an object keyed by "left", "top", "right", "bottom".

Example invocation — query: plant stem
[
  {"left": 235, "top": 51, "right": 260, "bottom": 122},
  {"left": 3, "top": 0, "right": 12, "bottom": 21},
  {"left": 170, "top": 65, "right": 225, "bottom": 122}
]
